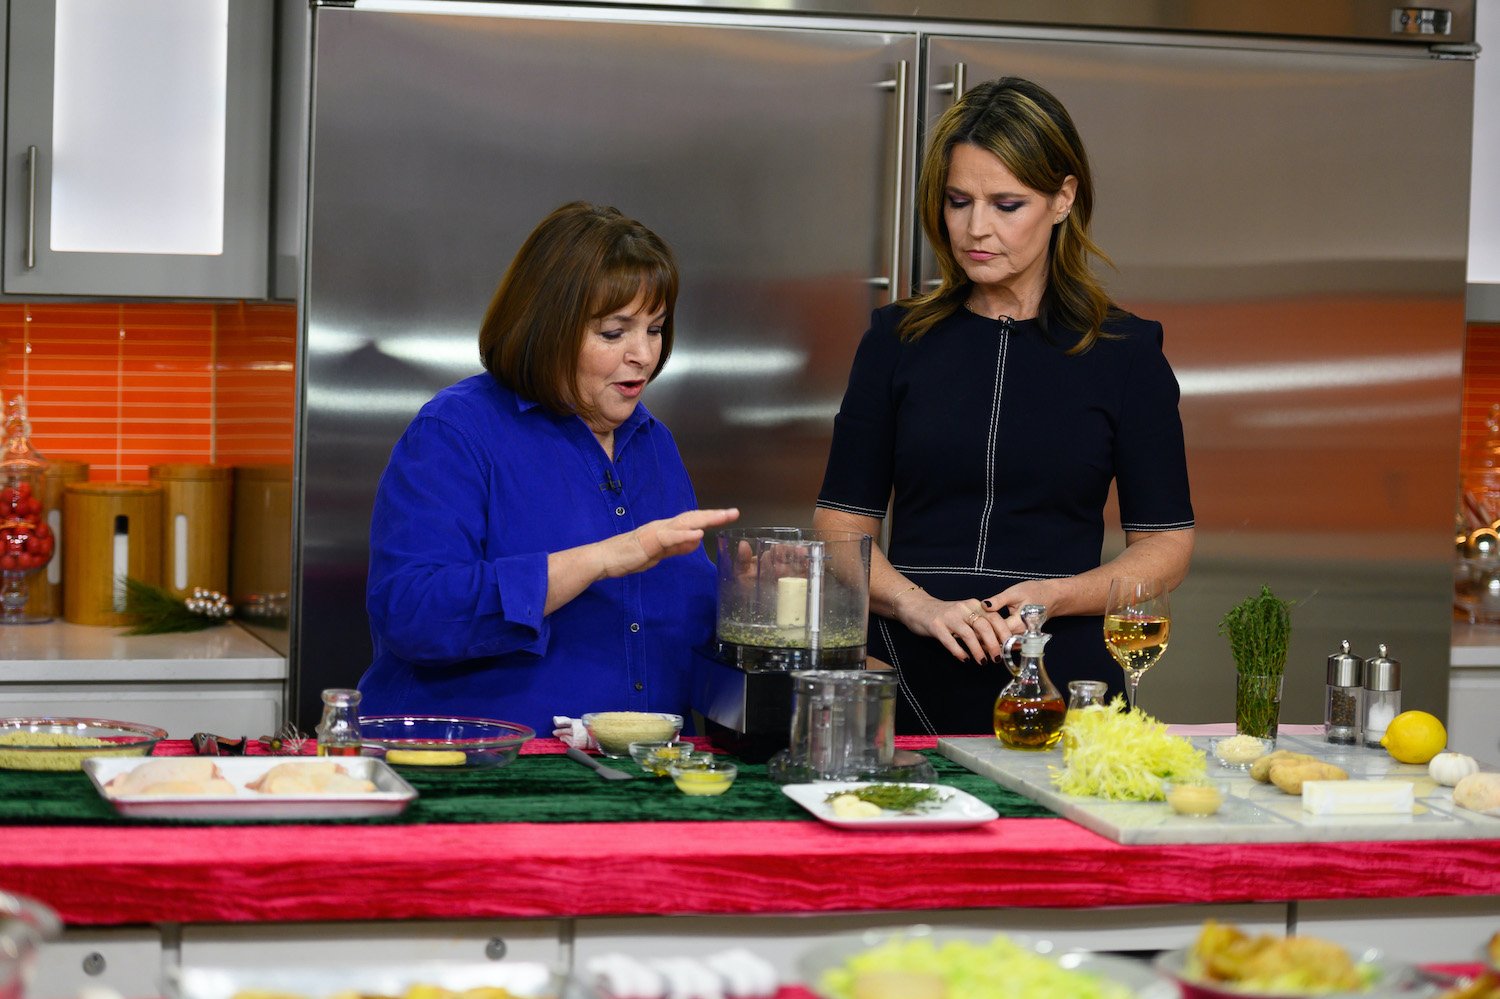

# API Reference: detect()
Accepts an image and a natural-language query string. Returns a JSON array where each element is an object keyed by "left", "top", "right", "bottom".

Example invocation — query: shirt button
[
  {"left": 615, "top": 506, "right": 626, "bottom": 516},
  {"left": 634, "top": 681, "right": 644, "bottom": 691},
  {"left": 630, "top": 622, "right": 641, "bottom": 633}
]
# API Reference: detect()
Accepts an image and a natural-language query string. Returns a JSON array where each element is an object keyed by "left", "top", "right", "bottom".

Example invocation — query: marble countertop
[{"left": 0, "top": 620, "right": 286, "bottom": 681}]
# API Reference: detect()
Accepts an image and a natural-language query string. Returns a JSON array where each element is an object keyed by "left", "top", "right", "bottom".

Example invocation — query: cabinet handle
[
  {"left": 934, "top": 62, "right": 967, "bottom": 105},
  {"left": 25, "top": 145, "right": 37, "bottom": 270},
  {"left": 869, "top": 60, "right": 908, "bottom": 302}
]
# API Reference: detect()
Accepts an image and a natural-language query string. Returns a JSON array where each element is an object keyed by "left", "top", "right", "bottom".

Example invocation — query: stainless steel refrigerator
[{"left": 293, "top": 0, "right": 1476, "bottom": 730}]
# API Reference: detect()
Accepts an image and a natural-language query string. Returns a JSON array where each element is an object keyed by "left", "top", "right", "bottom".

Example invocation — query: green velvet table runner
[{"left": 0, "top": 751, "right": 1052, "bottom": 826}]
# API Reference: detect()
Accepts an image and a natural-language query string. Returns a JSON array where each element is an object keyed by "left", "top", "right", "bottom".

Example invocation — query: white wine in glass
[{"left": 1103, "top": 578, "right": 1170, "bottom": 710}]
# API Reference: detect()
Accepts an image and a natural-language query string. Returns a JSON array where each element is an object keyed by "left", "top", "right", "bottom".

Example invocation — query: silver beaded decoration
[{"left": 185, "top": 587, "right": 233, "bottom": 619}]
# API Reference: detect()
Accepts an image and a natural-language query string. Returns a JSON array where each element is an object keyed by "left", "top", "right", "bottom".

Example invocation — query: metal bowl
[
  {"left": 0, "top": 716, "right": 166, "bottom": 771},
  {"left": 1152, "top": 946, "right": 1435, "bottom": 999},
  {"left": 797, "top": 925, "right": 1174, "bottom": 998},
  {"left": 358, "top": 715, "right": 534, "bottom": 769}
]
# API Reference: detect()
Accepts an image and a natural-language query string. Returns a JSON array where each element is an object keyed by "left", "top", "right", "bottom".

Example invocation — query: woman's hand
[
  {"left": 981, "top": 578, "right": 1066, "bottom": 637},
  {"left": 598, "top": 507, "right": 740, "bottom": 579},
  {"left": 893, "top": 587, "right": 1007, "bottom": 665}
]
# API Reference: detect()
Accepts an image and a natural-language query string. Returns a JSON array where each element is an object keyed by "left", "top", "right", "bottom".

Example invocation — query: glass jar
[
  {"left": 315, "top": 688, "right": 363, "bottom": 757},
  {"left": 1324, "top": 639, "right": 1363, "bottom": 745},
  {"left": 1362, "top": 645, "right": 1401, "bottom": 748},
  {"left": 0, "top": 397, "right": 53, "bottom": 625}
]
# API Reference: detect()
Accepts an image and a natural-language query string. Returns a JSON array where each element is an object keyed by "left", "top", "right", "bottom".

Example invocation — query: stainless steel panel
[
  {"left": 926, "top": 36, "right": 1472, "bottom": 725},
  {"left": 343, "top": 0, "right": 1477, "bottom": 47},
  {"left": 298, "top": 7, "right": 916, "bottom": 725}
]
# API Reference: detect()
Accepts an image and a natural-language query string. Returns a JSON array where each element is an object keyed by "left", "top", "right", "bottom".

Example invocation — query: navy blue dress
[{"left": 817, "top": 304, "right": 1194, "bottom": 735}]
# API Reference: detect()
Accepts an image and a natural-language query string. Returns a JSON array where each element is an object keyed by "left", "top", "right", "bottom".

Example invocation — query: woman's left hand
[{"left": 981, "top": 578, "right": 1066, "bottom": 638}]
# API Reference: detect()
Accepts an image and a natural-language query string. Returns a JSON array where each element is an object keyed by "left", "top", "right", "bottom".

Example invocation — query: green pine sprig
[{"left": 120, "top": 577, "right": 225, "bottom": 635}]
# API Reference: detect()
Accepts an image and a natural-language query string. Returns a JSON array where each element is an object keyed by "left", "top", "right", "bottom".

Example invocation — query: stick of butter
[
  {"left": 775, "top": 576, "right": 808, "bottom": 628},
  {"left": 1301, "top": 779, "right": 1414, "bottom": 815}
]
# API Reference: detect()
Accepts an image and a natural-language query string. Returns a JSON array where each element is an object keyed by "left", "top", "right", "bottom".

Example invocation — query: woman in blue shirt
[{"left": 360, "top": 202, "right": 739, "bottom": 735}]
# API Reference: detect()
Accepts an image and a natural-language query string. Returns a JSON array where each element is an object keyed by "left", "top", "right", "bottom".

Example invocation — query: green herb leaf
[
  {"left": 1217, "top": 584, "right": 1293, "bottom": 678},
  {"left": 824, "top": 784, "right": 947, "bottom": 813}
]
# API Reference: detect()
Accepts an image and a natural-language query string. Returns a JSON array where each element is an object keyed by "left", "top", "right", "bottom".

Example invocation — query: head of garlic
[{"left": 1428, "top": 751, "right": 1480, "bottom": 787}]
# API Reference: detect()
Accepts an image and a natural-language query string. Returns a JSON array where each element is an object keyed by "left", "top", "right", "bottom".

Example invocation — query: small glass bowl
[
  {"left": 581, "top": 711, "right": 683, "bottom": 758},
  {"left": 668, "top": 757, "right": 737, "bottom": 796},
  {"left": 1209, "top": 734, "right": 1274, "bottom": 770},
  {"left": 1163, "top": 778, "right": 1229, "bottom": 817},
  {"left": 0, "top": 717, "right": 166, "bottom": 771},
  {"left": 627, "top": 740, "right": 693, "bottom": 777}
]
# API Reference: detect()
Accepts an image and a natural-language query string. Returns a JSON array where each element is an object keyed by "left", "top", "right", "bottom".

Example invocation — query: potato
[
  {"left": 1269, "top": 760, "right": 1347, "bottom": 795},
  {"left": 1249, "top": 750, "right": 1313, "bottom": 783},
  {"left": 1452, "top": 771, "right": 1500, "bottom": 813},
  {"left": 851, "top": 971, "right": 946, "bottom": 999}
]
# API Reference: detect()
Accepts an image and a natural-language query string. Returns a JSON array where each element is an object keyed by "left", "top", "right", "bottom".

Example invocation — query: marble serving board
[{"left": 938, "top": 733, "right": 1500, "bottom": 845}]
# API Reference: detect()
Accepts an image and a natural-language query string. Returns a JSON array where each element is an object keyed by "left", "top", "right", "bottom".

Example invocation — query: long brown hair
[
  {"left": 479, "top": 201, "right": 679, "bottom": 419},
  {"left": 901, "top": 77, "right": 1118, "bottom": 353}
]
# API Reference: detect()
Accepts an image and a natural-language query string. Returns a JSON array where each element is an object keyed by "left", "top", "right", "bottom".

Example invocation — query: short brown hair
[{"left": 479, "top": 201, "right": 678, "bottom": 417}]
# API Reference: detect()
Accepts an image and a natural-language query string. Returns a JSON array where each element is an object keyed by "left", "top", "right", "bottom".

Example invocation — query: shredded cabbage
[
  {"left": 1050, "top": 698, "right": 1206, "bottom": 801},
  {"left": 819, "top": 935, "right": 1135, "bottom": 999}
]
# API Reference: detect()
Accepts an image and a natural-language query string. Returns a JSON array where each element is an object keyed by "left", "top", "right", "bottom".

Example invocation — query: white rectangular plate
[
  {"left": 781, "top": 781, "right": 999, "bottom": 830},
  {"left": 173, "top": 961, "right": 569, "bottom": 999},
  {"left": 83, "top": 756, "right": 417, "bottom": 820}
]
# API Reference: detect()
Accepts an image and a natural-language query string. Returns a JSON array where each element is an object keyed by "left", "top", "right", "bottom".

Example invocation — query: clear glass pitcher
[
  {"left": 714, "top": 528, "right": 870, "bottom": 668},
  {"left": 0, "top": 892, "right": 59, "bottom": 999},
  {"left": 993, "top": 604, "right": 1066, "bottom": 751}
]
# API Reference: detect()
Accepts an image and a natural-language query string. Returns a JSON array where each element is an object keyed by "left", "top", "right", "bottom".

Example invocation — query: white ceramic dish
[
  {"left": 171, "top": 960, "right": 598, "bottom": 999},
  {"left": 780, "top": 781, "right": 999, "bottom": 830},
  {"left": 1152, "top": 946, "right": 1434, "bottom": 999},
  {"left": 84, "top": 756, "right": 417, "bottom": 820},
  {"left": 796, "top": 925, "right": 1173, "bottom": 998}
]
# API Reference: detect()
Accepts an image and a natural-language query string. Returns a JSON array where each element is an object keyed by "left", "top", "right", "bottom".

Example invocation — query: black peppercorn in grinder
[{"left": 1324, "top": 639, "right": 1363, "bottom": 745}]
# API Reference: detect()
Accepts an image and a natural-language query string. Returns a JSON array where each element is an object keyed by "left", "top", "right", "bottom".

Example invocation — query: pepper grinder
[
  {"left": 1324, "top": 639, "right": 1363, "bottom": 745},
  {"left": 1362, "top": 644, "right": 1401, "bottom": 748}
]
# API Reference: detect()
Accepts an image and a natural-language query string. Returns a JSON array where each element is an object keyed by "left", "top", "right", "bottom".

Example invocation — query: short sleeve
[
  {"left": 1114, "top": 323, "right": 1195, "bottom": 532},
  {"left": 816, "top": 311, "right": 902, "bottom": 519}
]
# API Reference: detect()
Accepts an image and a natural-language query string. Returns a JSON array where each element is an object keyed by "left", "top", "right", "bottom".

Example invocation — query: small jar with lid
[
  {"left": 315, "top": 688, "right": 364, "bottom": 757},
  {"left": 1324, "top": 640, "right": 1363, "bottom": 745},
  {"left": 1362, "top": 644, "right": 1401, "bottom": 748}
]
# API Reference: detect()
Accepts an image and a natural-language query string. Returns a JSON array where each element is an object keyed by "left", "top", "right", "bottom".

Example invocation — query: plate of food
[
  {"left": 797, "top": 925, "right": 1173, "bottom": 999},
  {"left": 0, "top": 716, "right": 165, "bottom": 771},
  {"left": 780, "top": 782, "right": 998, "bottom": 830},
  {"left": 83, "top": 756, "right": 417, "bottom": 820},
  {"left": 1153, "top": 920, "right": 1435, "bottom": 998}
]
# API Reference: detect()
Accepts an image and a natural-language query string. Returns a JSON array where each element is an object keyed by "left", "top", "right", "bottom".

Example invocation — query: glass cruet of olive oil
[{"left": 993, "top": 604, "right": 1066, "bottom": 750}]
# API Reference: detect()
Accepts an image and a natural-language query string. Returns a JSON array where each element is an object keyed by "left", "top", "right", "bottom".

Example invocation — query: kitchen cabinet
[{"left": 2, "top": 0, "right": 273, "bottom": 299}]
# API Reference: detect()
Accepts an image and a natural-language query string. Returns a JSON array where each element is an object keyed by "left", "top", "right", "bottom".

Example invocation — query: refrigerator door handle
[
  {"left": 869, "top": 59, "right": 908, "bottom": 302},
  {"left": 933, "top": 61, "right": 967, "bottom": 104}
]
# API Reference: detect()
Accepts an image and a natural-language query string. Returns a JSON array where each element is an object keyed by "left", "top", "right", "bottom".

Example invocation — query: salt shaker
[
  {"left": 1362, "top": 645, "right": 1401, "bottom": 748},
  {"left": 315, "top": 687, "right": 363, "bottom": 757},
  {"left": 1324, "top": 640, "right": 1363, "bottom": 745}
]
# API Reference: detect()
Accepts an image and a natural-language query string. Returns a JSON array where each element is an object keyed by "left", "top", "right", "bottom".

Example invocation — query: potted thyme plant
[{"left": 1218, "top": 585, "right": 1293, "bottom": 741}]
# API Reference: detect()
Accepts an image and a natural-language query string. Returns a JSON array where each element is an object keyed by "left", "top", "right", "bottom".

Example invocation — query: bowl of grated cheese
[{"left": 0, "top": 717, "right": 165, "bottom": 771}]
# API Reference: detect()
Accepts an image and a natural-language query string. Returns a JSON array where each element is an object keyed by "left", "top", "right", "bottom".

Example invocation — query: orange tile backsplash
[
  {"left": 0, "top": 301, "right": 296, "bottom": 481},
  {"left": 1462, "top": 323, "right": 1500, "bottom": 470}
]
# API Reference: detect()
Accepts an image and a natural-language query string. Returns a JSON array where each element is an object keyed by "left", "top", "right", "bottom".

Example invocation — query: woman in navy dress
[{"left": 814, "top": 78, "right": 1195, "bottom": 734}]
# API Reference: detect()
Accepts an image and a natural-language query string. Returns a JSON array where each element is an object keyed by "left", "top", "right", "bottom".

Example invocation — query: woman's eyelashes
[{"left": 945, "top": 195, "right": 1026, "bottom": 213}]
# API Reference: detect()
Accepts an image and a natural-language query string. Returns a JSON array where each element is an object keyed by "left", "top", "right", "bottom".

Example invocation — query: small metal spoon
[{"left": 565, "top": 745, "right": 635, "bottom": 780}]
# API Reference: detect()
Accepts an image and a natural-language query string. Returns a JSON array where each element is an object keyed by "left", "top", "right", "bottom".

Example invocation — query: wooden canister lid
[
  {"left": 65, "top": 481, "right": 163, "bottom": 497},
  {"left": 43, "top": 459, "right": 89, "bottom": 479},
  {"left": 150, "top": 462, "right": 231, "bottom": 482}
]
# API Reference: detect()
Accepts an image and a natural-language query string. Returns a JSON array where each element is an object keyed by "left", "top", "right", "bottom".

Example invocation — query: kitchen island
[{"left": 3, "top": 736, "right": 1499, "bottom": 996}]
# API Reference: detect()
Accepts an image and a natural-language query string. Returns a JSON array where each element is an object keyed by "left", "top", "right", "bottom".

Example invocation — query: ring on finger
[{"left": 964, "top": 609, "right": 981, "bottom": 623}]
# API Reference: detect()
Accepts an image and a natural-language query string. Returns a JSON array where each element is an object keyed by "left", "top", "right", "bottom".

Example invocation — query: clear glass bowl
[
  {"left": 1210, "top": 734, "right": 1275, "bottom": 770},
  {"left": 0, "top": 716, "right": 166, "bottom": 771},
  {"left": 359, "top": 716, "right": 534, "bottom": 769},
  {"left": 1163, "top": 779, "right": 1230, "bottom": 817},
  {"left": 627, "top": 740, "right": 693, "bottom": 777},
  {"left": 668, "top": 757, "right": 737, "bottom": 796},
  {"left": 581, "top": 712, "right": 682, "bottom": 758}
]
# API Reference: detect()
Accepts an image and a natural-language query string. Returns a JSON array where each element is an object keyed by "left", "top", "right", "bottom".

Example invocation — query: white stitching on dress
[
  {"left": 815, "top": 499, "right": 888, "bottom": 518},
  {"left": 877, "top": 616, "right": 937, "bottom": 736},
  {"left": 1120, "top": 520, "right": 1196, "bottom": 531},
  {"left": 974, "top": 322, "right": 1009, "bottom": 569},
  {"left": 892, "top": 564, "right": 1069, "bottom": 580}
]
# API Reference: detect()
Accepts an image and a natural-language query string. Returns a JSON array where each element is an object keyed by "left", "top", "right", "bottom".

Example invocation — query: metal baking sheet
[{"left": 83, "top": 756, "right": 417, "bottom": 820}]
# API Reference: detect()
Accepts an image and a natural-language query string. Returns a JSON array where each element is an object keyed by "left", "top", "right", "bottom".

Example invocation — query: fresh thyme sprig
[{"left": 825, "top": 784, "right": 948, "bottom": 814}]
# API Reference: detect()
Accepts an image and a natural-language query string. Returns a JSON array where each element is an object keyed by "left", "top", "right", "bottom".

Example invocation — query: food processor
[
  {"left": 690, "top": 528, "right": 871, "bottom": 761},
  {"left": 0, "top": 891, "right": 59, "bottom": 999}
]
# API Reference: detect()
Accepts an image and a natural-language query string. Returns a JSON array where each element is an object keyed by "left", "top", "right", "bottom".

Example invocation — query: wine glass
[{"left": 1103, "top": 578, "right": 1170, "bottom": 711}]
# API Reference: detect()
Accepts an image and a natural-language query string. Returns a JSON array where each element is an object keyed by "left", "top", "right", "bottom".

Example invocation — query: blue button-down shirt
[{"left": 359, "top": 373, "right": 716, "bottom": 735}]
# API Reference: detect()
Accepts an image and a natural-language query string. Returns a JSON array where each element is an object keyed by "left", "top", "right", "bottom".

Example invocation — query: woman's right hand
[
  {"left": 894, "top": 588, "right": 1006, "bottom": 665},
  {"left": 598, "top": 507, "right": 740, "bottom": 579}
]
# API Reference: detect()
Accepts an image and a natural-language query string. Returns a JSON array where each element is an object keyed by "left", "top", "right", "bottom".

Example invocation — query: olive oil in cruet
[{"left": 993, "top": 604, "right": 1066, "bottom": 750}]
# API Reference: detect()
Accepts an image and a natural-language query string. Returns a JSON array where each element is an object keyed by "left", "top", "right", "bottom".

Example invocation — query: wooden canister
[
  {"left": 230, "top": 464, "right": 292, "bottom": 612},
  {"left": 25, "top": 459, "right": 88, "bottom": 618},
  {"left": 62, "top": 482, "right": 163, "bottom": 626},
  {"left": 149, "top": 463, "right": 231, "bottom": 600}
]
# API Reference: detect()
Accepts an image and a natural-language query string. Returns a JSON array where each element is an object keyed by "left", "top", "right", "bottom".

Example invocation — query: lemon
[{"left": 1379, "top": 710, "right": 1447, "bottom": 764}]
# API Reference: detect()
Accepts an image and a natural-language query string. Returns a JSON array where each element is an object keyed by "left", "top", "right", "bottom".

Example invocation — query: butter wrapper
[{"left": 1301, "top": 779, "right": 1414, "bottom": 816}]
